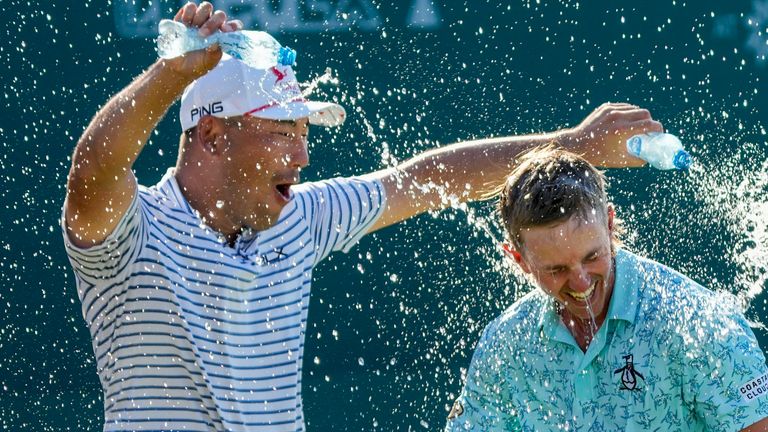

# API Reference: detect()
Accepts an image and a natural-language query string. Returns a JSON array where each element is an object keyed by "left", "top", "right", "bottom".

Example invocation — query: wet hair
[
  {"left": 184, "top": 126, "right": 197, "bottom": 141},
  {"left": 176, "top": 126, "right": 197, "bottom": 166},
  {"left": 497, "top": 143, "right": 621, "bottom": 250}
]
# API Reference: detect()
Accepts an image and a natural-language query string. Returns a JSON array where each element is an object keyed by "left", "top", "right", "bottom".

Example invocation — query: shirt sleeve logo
[
  {"left": 447, "top": 399, "right": 464, "bottom": 420},
  {"left": 740, "top": 372, "right": 768, "bottom": 402},
  {"left": 614, "top": 354, "right": 645, "bottom": 391}
]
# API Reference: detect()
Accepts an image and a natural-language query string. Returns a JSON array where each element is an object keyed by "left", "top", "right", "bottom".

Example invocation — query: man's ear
[
  {"left": 194, "top": 116, "right": 225, "bottom": 154},
  {"left": 502, "top": 243, "right": 531, "bottom": 274}
]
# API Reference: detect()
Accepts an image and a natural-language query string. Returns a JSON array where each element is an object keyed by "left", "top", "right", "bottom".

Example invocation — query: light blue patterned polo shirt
[{"left": 446, "top": 249, "right": 768, "bottom": 431}]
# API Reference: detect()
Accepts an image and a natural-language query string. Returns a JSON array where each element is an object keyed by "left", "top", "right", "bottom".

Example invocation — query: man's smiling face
[{"left": 515, "top": 212, "right": 616, "bottom": 325}]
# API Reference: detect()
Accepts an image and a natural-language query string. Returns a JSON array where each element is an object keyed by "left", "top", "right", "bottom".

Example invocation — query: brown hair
[{"left": 497, "top": 143, "right": 620, "bottom": 250}]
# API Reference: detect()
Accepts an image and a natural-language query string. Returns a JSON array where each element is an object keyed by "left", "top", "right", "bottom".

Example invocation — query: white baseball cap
[{"left": 179, "top": 54, "right": 346, "bottom": 131}]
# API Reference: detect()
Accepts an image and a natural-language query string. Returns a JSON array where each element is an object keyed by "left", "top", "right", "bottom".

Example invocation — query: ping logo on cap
[{"left": 190, "top": 101, "right": 224, "bottom": 123}]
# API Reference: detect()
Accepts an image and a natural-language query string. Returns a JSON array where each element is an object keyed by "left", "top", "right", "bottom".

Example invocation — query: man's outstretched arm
[
  {"left": 64, "top": 2, "right": 239, "bottom": 248},
  {"left": 365, "top": 102, "right": 662, "bottom": 232}
]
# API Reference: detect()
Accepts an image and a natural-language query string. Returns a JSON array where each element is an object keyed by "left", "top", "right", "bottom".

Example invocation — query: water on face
[{"left": 583, "top": 298, "right": 599, "bottom": 345}]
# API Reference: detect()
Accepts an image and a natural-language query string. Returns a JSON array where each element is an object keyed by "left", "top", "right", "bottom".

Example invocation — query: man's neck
[
  {"left": 174, "top": 167, "right": 242, "bottom": 243},
  {"left": 564, "top": 314, "right": 602, "bottom": 352}
]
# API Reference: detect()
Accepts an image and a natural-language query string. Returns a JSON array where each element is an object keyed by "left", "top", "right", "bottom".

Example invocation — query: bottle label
[{"left": 627, "top": 136, "right": 643, "bottom": 157}]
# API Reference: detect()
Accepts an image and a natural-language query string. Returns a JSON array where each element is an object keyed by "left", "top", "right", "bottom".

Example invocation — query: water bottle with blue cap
[
  {"left": 156, "top": 19, "right": 296, "bottom": 69},
  {"left": 626, "top": 132, "right": 692, "bottom": 170}
]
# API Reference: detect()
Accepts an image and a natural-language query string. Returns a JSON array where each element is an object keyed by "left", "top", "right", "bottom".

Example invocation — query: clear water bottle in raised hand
[
  {"left": 626, "top": 132, "right": 692, "bottom": 170},
  {"left": 156, "top": 19, "right": 296, "bottom": 69}
]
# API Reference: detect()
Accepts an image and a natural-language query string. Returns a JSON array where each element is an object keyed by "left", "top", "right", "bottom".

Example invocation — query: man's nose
[
  {"left": 285, "top": 139, "right": 309, "bottom": 168},
  {"left": 568, "top": 268, "right": 591, "bottom": 292}
]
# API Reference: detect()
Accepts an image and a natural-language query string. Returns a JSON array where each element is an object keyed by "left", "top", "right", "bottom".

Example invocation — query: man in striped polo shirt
[{"left": 62, "top": 2, "right": 662, "bottom": 431}]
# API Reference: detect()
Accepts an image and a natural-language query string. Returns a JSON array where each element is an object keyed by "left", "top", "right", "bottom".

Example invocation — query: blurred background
[{"left": 2, "top": 0, "right": 767, "bottom": 429}]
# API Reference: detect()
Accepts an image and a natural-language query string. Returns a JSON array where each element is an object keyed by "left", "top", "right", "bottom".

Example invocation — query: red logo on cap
[{"left": 270, "top": 67, "right": 286, "bottom": 83}]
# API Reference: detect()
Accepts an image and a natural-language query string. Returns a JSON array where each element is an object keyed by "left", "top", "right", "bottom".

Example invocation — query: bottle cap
[
  {"left": 673, "top": 150, "right": 692, "bottom": 170},
  {"left": 277, "top": 47, "right": 297, "bottom": 66}
]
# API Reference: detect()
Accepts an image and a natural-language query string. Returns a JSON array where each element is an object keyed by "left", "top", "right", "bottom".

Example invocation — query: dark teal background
[{"left": 2, "top": 0, "right": 768, "bottom": 430}]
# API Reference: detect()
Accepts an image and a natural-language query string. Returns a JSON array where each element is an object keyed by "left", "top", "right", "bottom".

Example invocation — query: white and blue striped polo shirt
[{"left": 62, "top": 169, "right": 385, "bottom": 431}]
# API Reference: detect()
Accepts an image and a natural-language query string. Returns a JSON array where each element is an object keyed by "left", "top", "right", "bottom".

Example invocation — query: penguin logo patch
[{"left": 614, "top": 354, "right": 645, "bottom": 391}]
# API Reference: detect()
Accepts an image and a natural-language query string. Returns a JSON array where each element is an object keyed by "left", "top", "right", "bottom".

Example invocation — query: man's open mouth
[
  {"left": 568, "top": 280, "right": 598, "bottom": 301},
  {"left": 275, "top": 184, "right": 292, "bottom": 199}
]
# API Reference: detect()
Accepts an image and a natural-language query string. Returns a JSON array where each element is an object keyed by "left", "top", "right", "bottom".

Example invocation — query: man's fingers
[
  {"left": 614, "top": 108, "right": 652, "bottom": 122},
  {"left": 199, "top": 10, "right": 227, "bottom": 37},
  {"left": 176, "top": 2, "right": 197, "bottom": 24},
  {"left": 607, "top": 103, "right": 638, "bottom": 110},
  {"left": 173, "top": 2, "right": 230, "bottom": 38},
  {"left": 640, "top": 119, "right": 664, "bottom": 133},
  {"left": 588, "top": 103, "right": 641, "bottom": 124},
  {"left": 205, "top": 42, "right": 221, "bottom": 54},
  {"left": 596, "top": 102, "right": 638, "bottom": 113},
  {"left": 621, "top": 119, "right": 664, "bottom": 137},
  {"left": 192, "top": 2, "right": 214, "bottom": 29},
  {"left": 223, "top": 19, "right": 244, "bottom": 32}
]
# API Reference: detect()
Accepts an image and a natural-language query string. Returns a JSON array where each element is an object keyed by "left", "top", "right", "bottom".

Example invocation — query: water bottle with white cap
[
  {"left": 156, "top": 19, "right": 296, "bottom": 69},
  {"left": 626, "top": 132, "right": 692, "bottom": 170}
]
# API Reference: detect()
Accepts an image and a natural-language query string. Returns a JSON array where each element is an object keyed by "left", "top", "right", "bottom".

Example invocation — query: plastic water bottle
[
  {"left": 156, "top": 19, "right": 296, "bottom": 69},
  {"left": 626, "top": 132, "right": 692, "bottom": 170}
]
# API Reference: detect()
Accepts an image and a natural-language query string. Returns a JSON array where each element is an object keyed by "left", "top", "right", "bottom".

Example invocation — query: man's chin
[{"left": 562, "top": 297, "right": 605, "bottom": 321}]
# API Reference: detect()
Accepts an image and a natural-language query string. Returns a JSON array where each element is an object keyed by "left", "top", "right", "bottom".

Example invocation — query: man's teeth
[{"left": 569, "top": 281, "right": 597, "bottom": 300}]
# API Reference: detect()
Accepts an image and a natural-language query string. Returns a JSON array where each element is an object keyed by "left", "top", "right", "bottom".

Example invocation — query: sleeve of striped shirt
[
  {"left": 293, "top": 176, "right": 386, "bottom": 265},
  {"left": 61, "top": 189, "right": 146, "bottom": 285}
]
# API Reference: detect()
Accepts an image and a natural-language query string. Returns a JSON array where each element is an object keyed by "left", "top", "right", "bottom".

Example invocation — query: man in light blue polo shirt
[{"left": 445, "top": 145, "right": 768, "bottom": 431}]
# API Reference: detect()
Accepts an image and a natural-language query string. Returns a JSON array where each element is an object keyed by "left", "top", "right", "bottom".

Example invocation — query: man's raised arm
[
  {"left": 64, "top": 2, "right": 239, "bottom": 248},
  {"left": 365, "top": 103, "right": 662, "bottom": 232}
]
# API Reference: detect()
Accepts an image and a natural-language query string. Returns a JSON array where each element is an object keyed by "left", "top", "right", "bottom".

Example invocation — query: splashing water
[
  {"left": 723, "top": 160, "right": 768, "bottom": 304},
  {"left": 301, "top": 67, "right": 339, "bottom": 98},
  {"left": 583, "top": 299, "right": 599, "bottom": 345},
  {"left": 686, "top": 144, "right": 768, "bottom": 309}
]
